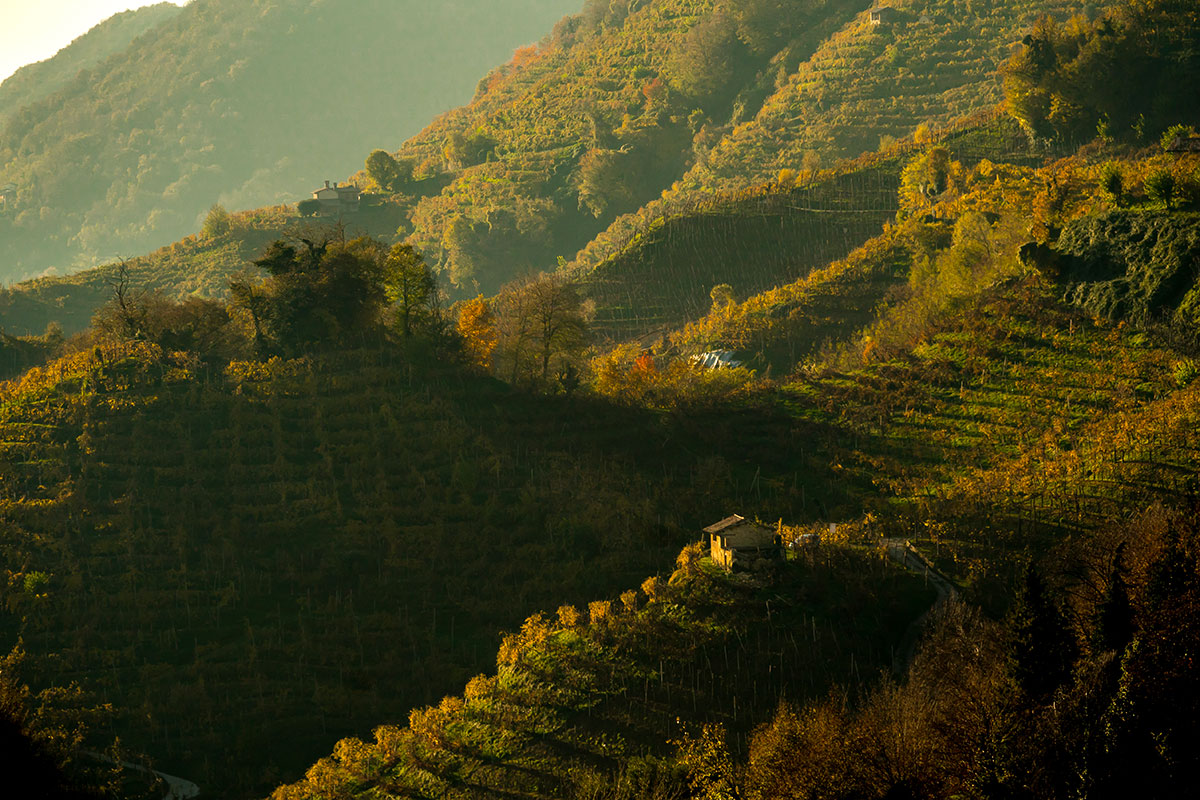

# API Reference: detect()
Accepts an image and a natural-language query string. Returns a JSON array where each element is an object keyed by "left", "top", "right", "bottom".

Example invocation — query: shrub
[
  {"left": 1173, "top": 358, "right": 1198, "bottom": 387},
  {"left": 1161, "top": 123, "right": 1194, "bottom": 152},
  {"left": 1099, "top": 162, "right": 1125, "bottom": 207},
  {"left": 1145, "top": 169, "right": 1176, "bottom": 209},
  {"left": 297, "top": 198, "right": 322, "bottom": 217}
]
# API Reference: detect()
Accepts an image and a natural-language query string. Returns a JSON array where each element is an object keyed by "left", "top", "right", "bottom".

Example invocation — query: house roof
[
  {"left": 707, "top": 517, "right": 778, "bottom": 552},
  {"left": 704, "top": 514, "right": 747, "bottom": 534}
]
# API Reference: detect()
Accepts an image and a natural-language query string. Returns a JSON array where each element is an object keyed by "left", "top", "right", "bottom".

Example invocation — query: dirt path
[
  {"left": 882, "top": 538, "right": 959, "bottom": 674},
  {"left": 84, "top": 752, "right": 200, "bottom": 799}
]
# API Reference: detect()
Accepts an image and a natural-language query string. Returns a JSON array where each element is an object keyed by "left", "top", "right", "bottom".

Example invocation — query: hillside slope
[
  {"left": 0, "top": 341, "right": 865, "bottom": 797},
  {"left": 362, "top": 0, "right": 1090, "bottom": 296},
  {"left": 683, "top": 0, "right": 1088, "bottom": 192},
  {"left": 0, "top": 3, "right": 182, "bottom": 125},
  {"left": 379, "top": 0, "right": 876, "bottom": 293},
  {"left": 0, "top": 0, "right": 577, "bottom": 283}
]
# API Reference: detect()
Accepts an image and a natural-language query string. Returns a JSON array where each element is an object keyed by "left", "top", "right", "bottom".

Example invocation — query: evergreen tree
[
  {"left": 1094, "top": 545, "right": 1134, "bottom": 655},
  {"left": 1010, "top": 566, "right": 1078, "bottom": 703}
]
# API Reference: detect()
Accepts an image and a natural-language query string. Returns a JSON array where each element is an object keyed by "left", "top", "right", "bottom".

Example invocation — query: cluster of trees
[
  {"left": 1003, "top": 0, "right": 1200, "bottom": 142},
  {"left": 456, "top": 272, "right": 589, "bottom": 386},
  {"left": 232, "top": 235, "right": 440, "bottom": 355},
  {"left": 88, "top": 230, "right": 444, "bottom": 362}
]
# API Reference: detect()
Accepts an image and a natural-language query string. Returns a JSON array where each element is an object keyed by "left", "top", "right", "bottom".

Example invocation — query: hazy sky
[{"left": 0, "top": 1, "right": 184, "bottom": 84}]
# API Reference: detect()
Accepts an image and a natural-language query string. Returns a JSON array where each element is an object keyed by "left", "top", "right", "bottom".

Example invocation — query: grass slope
[{"left": 271, "top": 547, "right": 932, "bottom": 800}]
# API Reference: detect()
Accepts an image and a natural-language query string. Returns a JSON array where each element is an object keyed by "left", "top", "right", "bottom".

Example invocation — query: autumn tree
[
  {"left": 576, "top": 147, "right": 638, "bottom": 218},
  {"left": 493, "top": 273, "right": 587, "bottom": 384},
  {"left": 202, "top": 203, "right": 232, "bottom": 238},
  {"left": 92, "top": 262, "right": 152, "bottom": 342},
  {"left": 365, "top": 149, "right": 414, "bottom": 193},
  {"left": 456, "top": 295, "right": 498, "bottom": 370},
  {"left": 666, "top": 12, "right": 748, "bottom": 106},
  {"left": 899, "top": 148, "right": 962, "bottom": 213}
]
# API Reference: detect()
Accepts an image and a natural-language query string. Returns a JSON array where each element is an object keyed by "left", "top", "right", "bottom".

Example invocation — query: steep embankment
[
  {"left": 574, "top": 155, "right": 904, "bottom": 342},
  {"left": 0, "top": 0, "right": 577, "bottom": 283},
  {"left": 1057, "top": 211, "right": 1200, "bottom": 323}
]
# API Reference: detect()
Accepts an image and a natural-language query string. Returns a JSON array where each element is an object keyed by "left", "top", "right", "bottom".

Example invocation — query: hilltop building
[
  {"left": 312, "top": 180, "right": 361, "bottom": 213},
  {"left": 704, "top": 515, "right": 783, "bottom": 572},
  {"left": 870, "top": 6, "right": 900, "bottom": 26}
]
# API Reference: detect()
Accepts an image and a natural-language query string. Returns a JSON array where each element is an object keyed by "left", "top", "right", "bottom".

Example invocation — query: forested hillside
[
  {"left": 0, "top": 3, "right": 182, "bottom": 126},
  {"left": 0, "top": 0, "right": 577, "bottom": 283}
]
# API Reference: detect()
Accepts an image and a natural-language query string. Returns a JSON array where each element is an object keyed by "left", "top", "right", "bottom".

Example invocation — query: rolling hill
[
  {"left": 357, "top": 0, "right": 1093, "bottom": 296},
  {"left": 4, "top": 1, "right": 1200, "bottom": 797}
]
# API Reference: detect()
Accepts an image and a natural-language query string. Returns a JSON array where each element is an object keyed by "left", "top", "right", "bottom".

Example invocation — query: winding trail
[
  {"left": 882, "top": 538, "right": 959, "bottom": 674},
  {"left": 84, "top": 752, "right": 200, "bottom": 799}
]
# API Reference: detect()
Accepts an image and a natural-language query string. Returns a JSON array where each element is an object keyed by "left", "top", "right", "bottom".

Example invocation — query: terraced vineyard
[
  {"left": 0, "top": 344, "right": 866, "bottom": 796},
  {"left": 687, "top": 0, "right": 1087, "bottom": 190},
  {"left": 575, "top": 160, "right": 904, "bottom": 342}
]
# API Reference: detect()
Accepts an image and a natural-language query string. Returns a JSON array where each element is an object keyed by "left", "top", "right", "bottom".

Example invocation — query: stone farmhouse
[
  {"left": 312, "top": 180, "right": 361, "bottom": 214},
  {"left": 704, "top": 515, "right": 784, "bottom": 572}
]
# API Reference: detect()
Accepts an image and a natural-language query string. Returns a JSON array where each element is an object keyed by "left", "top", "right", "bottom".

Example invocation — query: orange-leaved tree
[{"left": 456, "top": 295, "right": 498, "bottom": 370}]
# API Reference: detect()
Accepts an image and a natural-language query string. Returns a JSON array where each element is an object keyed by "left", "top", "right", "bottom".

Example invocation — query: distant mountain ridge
[
  {"left": 0, "top": 0, "right": 579, "bottom": 284},
  {"left": 0, "top": 3, "right": 182, "bottom": 126}
]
